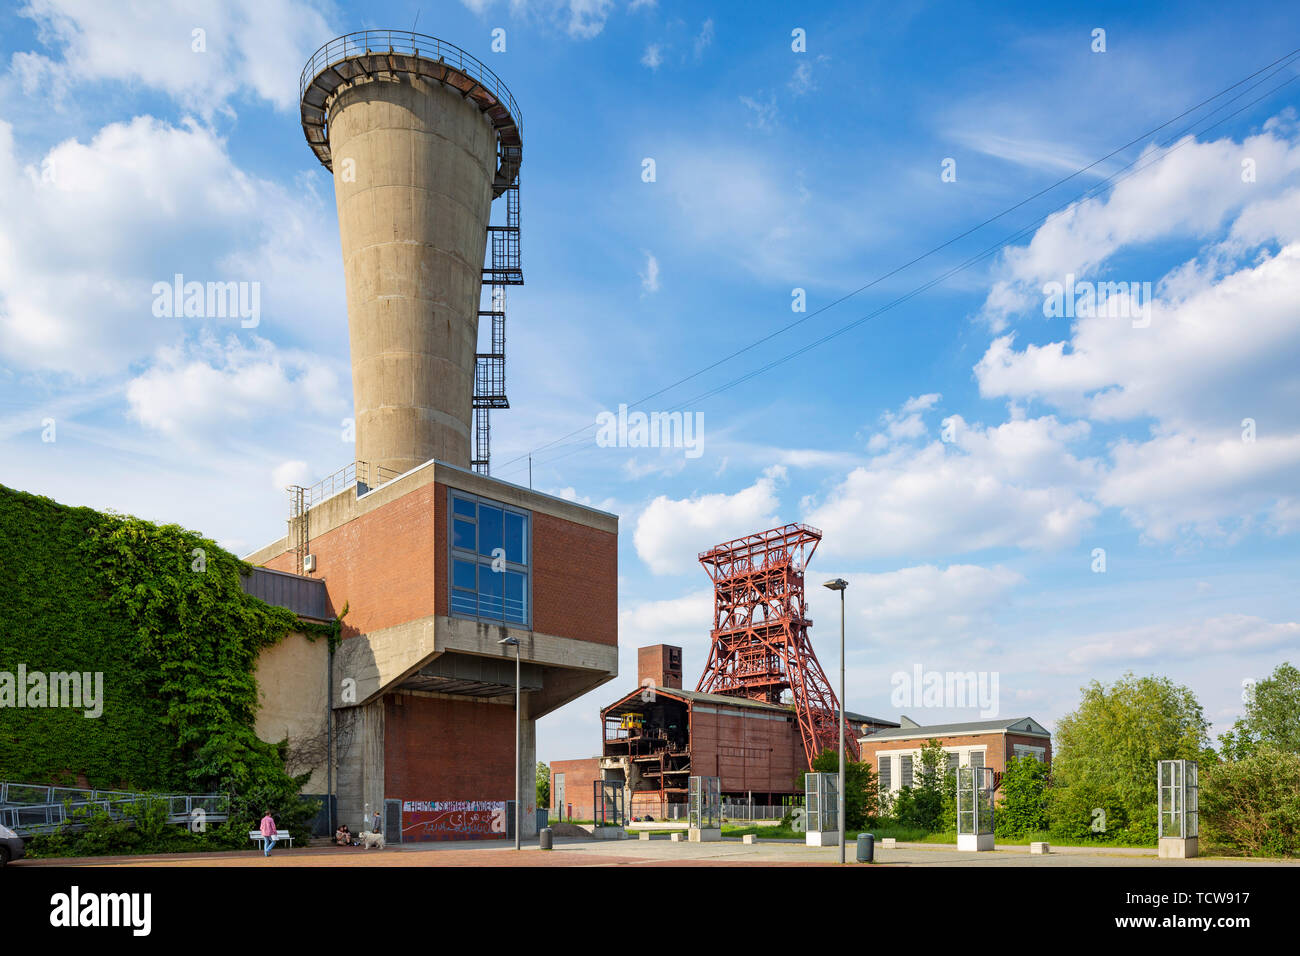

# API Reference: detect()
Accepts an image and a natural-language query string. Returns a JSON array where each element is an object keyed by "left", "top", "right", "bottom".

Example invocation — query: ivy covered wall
[{"left": 0, "top": 484, "right": 315, "bottom": 813}]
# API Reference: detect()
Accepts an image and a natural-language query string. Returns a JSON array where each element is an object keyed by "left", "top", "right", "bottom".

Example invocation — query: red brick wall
[
  {"left": 638, "top": 645, "right": 683, "bottom": 689},
  {"left": 862, "top": 732, "right": 1017, "bottom": 773},
  {"left": 549, "top": 758, "right": 602, "bottom": 820},
  {"left": 1005, "top": 732, "right": 1053, "bottom": 766},
  {"left": 532, "top": 510, "right": 617, "bottom": 646},
  {"left": 861, "top": 730, "right": 1053, "bottom": 801},
  {"left": 263, "top": 482, "right": 439, "bottom": 639},
  {"left": 263, "top": 479, "right": 617, "bottom": 647},
  {"left": 384, "top": 693, "right": 515, "bottom": 802}
]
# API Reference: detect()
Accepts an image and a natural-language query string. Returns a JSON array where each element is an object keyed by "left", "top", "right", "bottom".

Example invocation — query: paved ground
[{"left": 15, "top": 836, "right": 1298, "bottom": 867}]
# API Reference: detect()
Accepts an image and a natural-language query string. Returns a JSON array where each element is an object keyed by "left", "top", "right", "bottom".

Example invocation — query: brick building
[
  {"left": 550, "top": 644, "right": 896, "bottom": 820},
  {"left": 548, "top": 757, "right": 604, "bottom": 821},
  {"left": 247, "top": 460, "right": 618, "bottom": 840},
  {"left": 858, "top": 716, "right": 1052, "bottom": 800}
]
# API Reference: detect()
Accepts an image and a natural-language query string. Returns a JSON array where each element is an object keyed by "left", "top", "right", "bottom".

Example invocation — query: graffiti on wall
[{"left": 400, "top": 800, "right": 507, "bottom": 841}]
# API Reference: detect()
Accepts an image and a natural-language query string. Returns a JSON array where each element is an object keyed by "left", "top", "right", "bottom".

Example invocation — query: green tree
[
  {"left": 891, "top": 739, "right": 955, "bottom": 832},
  {"left": 996, "top": 754, "right": 1050, "bottom": 836},
  {"left": 1049, "top": 673, "right": 1209, "bottom": 842},
  {"left": 536, "top": 761, "right": 550, "bottom": 808},
  {"left": 1219, "top": 663, "right": 1300, "bottom": 760}
]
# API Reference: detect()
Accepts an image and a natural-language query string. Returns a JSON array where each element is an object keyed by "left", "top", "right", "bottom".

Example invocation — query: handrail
[
  {"left": 1, "top": 783, "right": 230, "bottom": 835},
  {"left": 299, "top": 29, "right": 521, "bottom": 133},
  {"left": 3, "top": 790, "right": 231, "bottom": 837}
]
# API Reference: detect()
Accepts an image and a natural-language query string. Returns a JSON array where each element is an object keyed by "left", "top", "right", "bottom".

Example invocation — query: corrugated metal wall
[{"left": 240, "top": 566, "right": 330, "bottom": 620}]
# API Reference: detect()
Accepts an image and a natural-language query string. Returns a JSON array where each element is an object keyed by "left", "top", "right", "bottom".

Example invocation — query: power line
[
  {"left": 493, "top": 46, "right": 1300, "bottom": 481},
  {"left": 500, "top": 65, "right": 1300, "bottom": 483}
]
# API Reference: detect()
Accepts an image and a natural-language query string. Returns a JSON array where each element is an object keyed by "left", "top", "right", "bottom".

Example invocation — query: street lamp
[
  {"left": 823, "top": 577, "right": 848, "bottom": 865},
  {"left": 498, "top": 636, "right": 522, "bottom": 851}
]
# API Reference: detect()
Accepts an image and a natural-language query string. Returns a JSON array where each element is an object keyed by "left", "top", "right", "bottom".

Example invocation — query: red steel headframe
[{"left": 695, "top": 522, "right": 859, "bottom": 767}]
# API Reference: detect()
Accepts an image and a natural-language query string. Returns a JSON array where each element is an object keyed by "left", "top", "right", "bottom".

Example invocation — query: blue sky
[{"left": 1, "top": 1, "right": 1297, "bottom": 765}]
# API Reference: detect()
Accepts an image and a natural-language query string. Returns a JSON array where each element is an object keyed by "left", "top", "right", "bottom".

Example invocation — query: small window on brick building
[
  {"left": 900, "top": 755, "right": 913, "bottom": 788},
  {"left": 449, "top": 490, "right": 531, "bottom": 626},
  {"left": 878, "top": 756, "right": 892, "bottom": 792}
]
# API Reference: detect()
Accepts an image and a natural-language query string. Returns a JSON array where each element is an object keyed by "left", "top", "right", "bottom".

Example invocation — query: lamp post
[
  {"left": 823, "top": 577, "right": 848, "bottom": 864},
  {"left": 498, "top": 636, "right": 521, "bottom": 851}
]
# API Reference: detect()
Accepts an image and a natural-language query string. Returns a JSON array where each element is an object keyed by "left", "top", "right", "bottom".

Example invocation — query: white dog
[{"left": 359, "top": 830, "right": 385, "bottom": 849}]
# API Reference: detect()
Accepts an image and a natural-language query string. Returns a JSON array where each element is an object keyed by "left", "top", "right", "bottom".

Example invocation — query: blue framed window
[{"left": 448, "top": 490, "right": 531, "bottom": 626}]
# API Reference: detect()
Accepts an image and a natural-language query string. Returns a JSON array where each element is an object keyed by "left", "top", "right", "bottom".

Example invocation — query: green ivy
[{"left": 1, "top": 484, "right": 328, "bottom": 849}]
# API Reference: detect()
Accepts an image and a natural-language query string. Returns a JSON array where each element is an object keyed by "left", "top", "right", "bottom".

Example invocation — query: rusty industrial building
[
  {"left": 551, "top": 523, "right": 896, "bottom": 820},
  {"left": 585, "top": 644, "right": 896, "bottom": 819}
]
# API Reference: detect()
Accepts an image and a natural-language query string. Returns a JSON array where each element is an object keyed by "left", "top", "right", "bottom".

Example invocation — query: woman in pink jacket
[{"left": 259, "top": 810, "right": 278, "bottom": 857}]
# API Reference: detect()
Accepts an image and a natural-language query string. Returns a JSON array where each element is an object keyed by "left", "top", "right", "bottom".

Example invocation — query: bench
[{"left": 249, "top": 830, "right": 294, "bottom": 850}]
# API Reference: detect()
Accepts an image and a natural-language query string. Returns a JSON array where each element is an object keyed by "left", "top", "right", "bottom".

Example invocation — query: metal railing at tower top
[{"left": 299, "top": 30, "right": 522, "bottom": 133}]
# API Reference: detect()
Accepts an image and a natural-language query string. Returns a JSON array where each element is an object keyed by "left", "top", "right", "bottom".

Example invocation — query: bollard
[
  {"left": 856, "top": 832, "right": 874, "bottom": 863},
  {"left": 539, "top": 827, "right": 553, "bottom": 851}
]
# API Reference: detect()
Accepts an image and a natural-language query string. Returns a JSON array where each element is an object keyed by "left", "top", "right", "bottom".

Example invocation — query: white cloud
[
  {"left": 865, "top": 392, "right": 940, "bottom": 451},
  {"left": 271, "top": 459, "right": 311, "bottom": 491},
  {"left": 639, "top": 251, "right": 660, "bottom": 293},
  {"left": 125, "top": 335, "right": 345, "bottom": 445},
  {"left": 552, "top": 485, "right": 619, "bottom": 514},
  {"left": 979, "top": 126, "right": 1300, "bottom": 329},
  {"left": 641, "top": 44, "right": 663, "bottom": 70},
  {"left": 0, "top": 116, "right": 343, "bottom": 378},
  {"left": 1049, "top": 614, "right": 1300, "bottom": 674},
  {"left": 951, "top": 130, "right": 1100, "bottom": 176},
  {"left": 977, "top": 242, "right": 1300, "bottom": 432},
  {"left": 616, "top": 588, "right": 715, "bottom": 692},
  {"left": 806, "top": 413, "right": 1099, "bottom": 561},
  {"left": 693, "top": 19, "right": 714, "bottom": 59},
  {"left": 970, "top": 123, "right": 1300, "bottom": 546},
  {"left": 15, "top": 0, "right": 334, "bottom": 113},
  {"left": 739, "top": 93, "right": 778, "bottom": 132},
  {"left": 836, "top": 563, "right": 1024, "bottom": 645},
  {"left": 633, "top": 467, "right": 785, "bottom": 575},
  {"left": 567, "top": 0, "right": 614, "bottom": 39},
  {"left": 1097, "top": 431, "right": 1300, "bottom": 542}
]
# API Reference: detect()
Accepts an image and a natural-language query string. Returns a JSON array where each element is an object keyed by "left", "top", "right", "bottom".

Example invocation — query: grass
[{"left": 718, "top": 821, "right": 1158, "bottom": 848}]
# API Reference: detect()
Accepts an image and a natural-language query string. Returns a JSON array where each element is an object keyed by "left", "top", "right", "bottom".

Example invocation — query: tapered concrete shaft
[{"left": 328, "top": 74, "right": 496, "bottom": 474}]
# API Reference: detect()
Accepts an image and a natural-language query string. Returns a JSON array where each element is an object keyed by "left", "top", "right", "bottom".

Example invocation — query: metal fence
[
  {"left": 720, "top": 803, "right": 793, "bottom": 821},
  {"left": 0, "top": 782, "right": 229, "bottom": 836}
]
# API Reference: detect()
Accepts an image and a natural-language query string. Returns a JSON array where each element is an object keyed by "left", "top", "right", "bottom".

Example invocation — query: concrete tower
[{"left": 300, "top": 33, "right": 521, "bottom": 475}]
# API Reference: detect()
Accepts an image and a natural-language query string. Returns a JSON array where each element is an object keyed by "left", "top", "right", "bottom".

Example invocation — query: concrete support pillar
[
  {"left": 358, "top": 698, "right": 386, "bottom": 832},
  {"left": 520, "top": 694, "right": 537, "bottom": 839}
]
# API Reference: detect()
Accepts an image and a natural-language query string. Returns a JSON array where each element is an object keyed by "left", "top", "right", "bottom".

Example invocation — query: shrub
[
  {"left": 996, "top": 755, "right": 1050, "bottom": 836},
  {"left": 1201, "top": 747, "right": 1300, "bottom": 857}
]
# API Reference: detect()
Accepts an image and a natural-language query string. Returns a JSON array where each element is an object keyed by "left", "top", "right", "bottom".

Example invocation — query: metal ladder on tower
[{"left": 473, "top": 167, "right": 522, "bottom": 477}]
